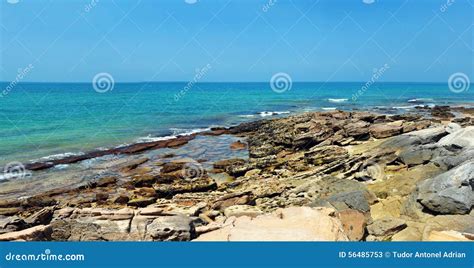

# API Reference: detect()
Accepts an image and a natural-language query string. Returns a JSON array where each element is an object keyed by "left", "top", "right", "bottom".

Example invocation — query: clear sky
[{"left": 0, "top": 0, "right": 472, "bottom": 82}]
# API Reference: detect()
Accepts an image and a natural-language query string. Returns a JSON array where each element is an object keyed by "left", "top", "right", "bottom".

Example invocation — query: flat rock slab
[{"left": 194, "top": 207, "right": 349, "bottom": 241}]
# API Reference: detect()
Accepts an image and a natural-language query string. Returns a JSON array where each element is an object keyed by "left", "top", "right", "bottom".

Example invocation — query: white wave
[
  {"left": 37, "top": 152, "right": 84, "bottom": 162},
  {"left": 54, "top": 164, "right": 69, "bottom": 170},
  {"left": 407, "top": 98, "right": 434, "bottom": 103},
  {"left": 322, "top": 107, "right": 337, "bottom": 111},
  {"left": 259, "top": 111, "right": 291, "bottom": 117},
  {"left": 392, "top": 105, "right": 418, "bottom": 110},
  {"left": 327, "top": 98, "right": 348, "bottom": 103},
  {"left": 239, "top": 114, "right": 256, "bottom": 118},
  {"left": 136, "top": 128, "right": 211, "bottom": 143}
]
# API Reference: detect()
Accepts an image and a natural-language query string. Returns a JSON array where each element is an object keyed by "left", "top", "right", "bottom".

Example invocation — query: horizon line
[{"left": 0, "top": 80, "right": 451, "bottom": 84}]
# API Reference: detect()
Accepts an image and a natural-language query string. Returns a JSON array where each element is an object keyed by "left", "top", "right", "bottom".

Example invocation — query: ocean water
[{"left": 0, "top": 82, "right": 472, "bottom": 166}]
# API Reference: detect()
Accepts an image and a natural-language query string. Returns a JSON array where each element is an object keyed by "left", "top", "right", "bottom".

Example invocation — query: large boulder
[
  {"left": 193, "top": 207, "right": 349, "bottom": 241},
  {"left": 437, "top": 126, "right": 474, "bottom": 148},
  {"left": 417, "top": 160, "right": 474, "bottom": 214}
]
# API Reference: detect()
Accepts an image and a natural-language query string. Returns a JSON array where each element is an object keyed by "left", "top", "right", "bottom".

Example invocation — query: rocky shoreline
[{"left": 0, "top": 105, "right": 473, "bottom": 241}]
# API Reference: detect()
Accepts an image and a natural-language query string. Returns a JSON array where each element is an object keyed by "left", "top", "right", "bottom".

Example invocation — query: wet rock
[
  {"left": 132, "top": 174, "right": 160, "bottom": 187},
  {"left": 154, "top": 177, "right": 217, "bottom": 198},
  {"left": 417, "top": 160, "right": 474, "bottom": 215},
  {"left": 120, "top": 157, "right": 149, "bottom": 172},
  {"left": 431, "top": 105, "right": 454, "bottom": 119},
  {"left": 230, "top": 141, "right": 247, "bottom": 150},
  {"left": 213, "top": 158, "right": 245, "bottom": 171}
]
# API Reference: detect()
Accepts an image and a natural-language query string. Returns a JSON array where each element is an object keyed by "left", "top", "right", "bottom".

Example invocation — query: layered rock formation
[{"left": 0, "top": 107, "right": 473, "bottom": 241}]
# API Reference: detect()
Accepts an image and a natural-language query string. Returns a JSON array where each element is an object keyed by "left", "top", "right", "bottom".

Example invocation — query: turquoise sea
[{"left": 0, "top": 82, "right": 472, "bottom": 166}]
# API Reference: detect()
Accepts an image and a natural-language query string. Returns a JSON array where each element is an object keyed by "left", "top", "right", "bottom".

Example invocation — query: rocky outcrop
[
  {"left": 47, "top": 207, "right": 197, "bottom": 241},
  {"left": 437, "top": 126, "right": 474, "bottom": 148},
  {"left": 1, "top": 109, "right": 472, "bottom": 242},
  {"left": 416, "top": 160, "right": 474, "bottom": 215}
]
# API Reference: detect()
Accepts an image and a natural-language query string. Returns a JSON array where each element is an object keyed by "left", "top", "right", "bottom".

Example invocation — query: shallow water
[{"left": 0, "top": 134, "right": 248, "bottom": 199}]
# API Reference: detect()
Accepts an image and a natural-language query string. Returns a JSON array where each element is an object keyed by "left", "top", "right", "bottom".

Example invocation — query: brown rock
[
  {"left": 95, "top": 192, "right": 109, "bottom": 202},
  {"left": 230, "top": 141, "right": 247, "bottom": 150},
  {"left": 25, "top": 207, "right": 54, "bottom": 225},
  {"left": 112, "top": 195, "right": 129, "bottom": 204},
  {"left": 24, "top": 195, "right": 56, "bottom": 207},
  {"left": 369, "top": 124, "right": 403, "bottom": 139},
  {"left": 338, "top": 209, "right": 367, "bottom": 241}
]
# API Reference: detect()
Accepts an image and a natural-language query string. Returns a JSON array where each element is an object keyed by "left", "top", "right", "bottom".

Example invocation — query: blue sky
[{"left": 0, "top": 0, "right": 472, "bottom": 82}]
